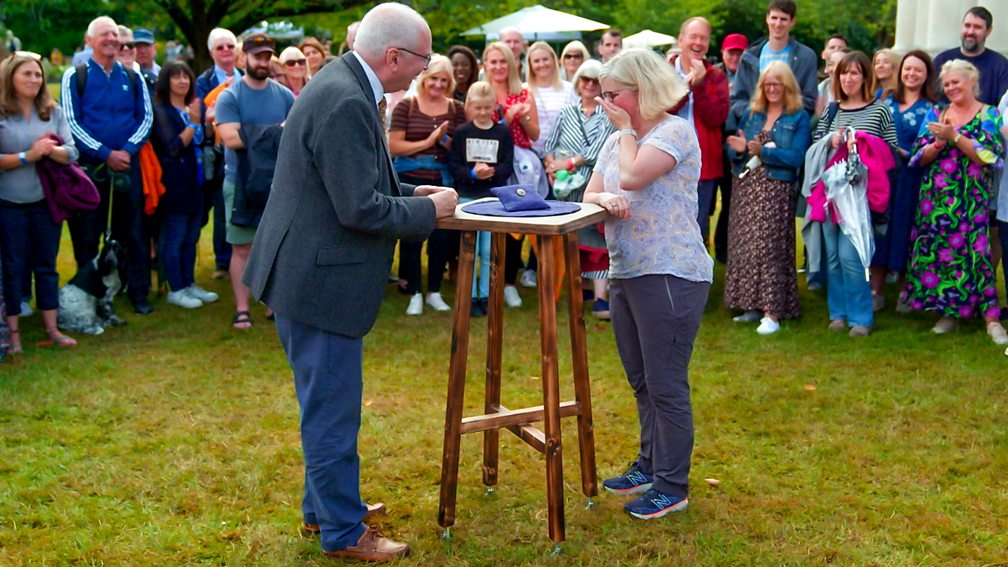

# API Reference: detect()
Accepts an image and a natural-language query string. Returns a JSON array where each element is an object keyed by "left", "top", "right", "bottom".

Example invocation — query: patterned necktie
[{"left": 378, "top": 97, "right": 387, "bottom": 133}]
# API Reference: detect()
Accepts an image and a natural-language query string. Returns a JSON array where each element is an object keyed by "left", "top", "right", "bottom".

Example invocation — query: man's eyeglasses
[
  {"left": 119, "top": 42, "right": 135, "bottom": 51},
  {"left": 215, "top": 44, "right": 235, "bottom": 51},
  {"left": 600, "top": 88, "right": 634, "bottom": 102},
  {"left": 284, "top": 59, "right": 306, "bottom": 67},
  {"left": 395, "top": 47, "right": 431, "bottom": 69}
]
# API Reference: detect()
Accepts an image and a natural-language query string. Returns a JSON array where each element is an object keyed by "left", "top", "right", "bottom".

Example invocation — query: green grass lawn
[{"left": 2, "top": 226, "right": 1007, "bottom": 566}]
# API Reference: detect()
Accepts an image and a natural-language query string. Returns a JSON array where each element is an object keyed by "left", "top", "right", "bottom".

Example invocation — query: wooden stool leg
[
  {"left": 439, "top": 230, "right": 477, "bottom": 529},
  {"left": 483, "top": 232, "right": 506, "bottom": 487},
  {"left": 536, "top": 235, "right": 566, "bottom": 543},
  {"left": 563, "top": 233, "right": 598, "bottom": 498}
]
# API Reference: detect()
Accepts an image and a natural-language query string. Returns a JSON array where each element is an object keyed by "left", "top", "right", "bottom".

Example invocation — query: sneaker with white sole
[
  {"left": 186, "top": 285, "right": 219, "bottom": 303},
  {"left": 756, "top": 316, "right": 780, "bottom": 335},
  {"left": 931, "top": 317, "right": 958, "bottom": 334},
  {"left": 166, "top": 289, "right": 203, "bottom": 309},
  {"left": 520, "top": 270, "right": 537, "bottom": 288},
  {"left": 732, "top": 310, "right": 761, "bottom": 323},
  {"left": 987, "top": 322, "right": 1008, "bottom": 346},
  {"left": 426, "top": 292, "right": 451, "bottom": 312},
  {"left": 624, "top": 488, "right": 688, "bottom": 520},
  {"left": 602, "top": 462, "right": 654, "bottom": 495},
  {"left": 406, "top": 293, "right": 423, "bottom": 315},
  {"left": 503, "top": 285, "right": 522, "bottom": 308}
]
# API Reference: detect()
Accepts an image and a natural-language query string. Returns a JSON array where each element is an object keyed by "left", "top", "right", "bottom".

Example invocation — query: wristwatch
[{"left": 18, "top": 151, "right": 29, "bottom": 165}]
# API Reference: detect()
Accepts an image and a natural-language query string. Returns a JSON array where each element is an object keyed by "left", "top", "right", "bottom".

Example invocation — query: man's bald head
[
  {"left": 499, "top": 26, "right": 525, "bottom": 59},
  {"left": 354, "top": 2, "right": 432, "bottom": 92},
  {"left": 354, "top": 3, "right": 428, "bottom": 59}
]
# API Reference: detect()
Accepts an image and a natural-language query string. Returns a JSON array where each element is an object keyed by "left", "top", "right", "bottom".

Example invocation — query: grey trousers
[{"left": 610, "top": 274, "right": 710, "bottom": 498}]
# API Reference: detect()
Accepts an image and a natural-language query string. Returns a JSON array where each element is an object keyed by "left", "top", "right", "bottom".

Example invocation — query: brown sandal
[{"left": 8, "top": 329, "right": 22, "bottom": 354}]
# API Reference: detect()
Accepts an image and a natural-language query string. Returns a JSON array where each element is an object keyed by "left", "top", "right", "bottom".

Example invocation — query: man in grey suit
[{"left": 243, "top": 3, "right": 457, "bottom": 562}]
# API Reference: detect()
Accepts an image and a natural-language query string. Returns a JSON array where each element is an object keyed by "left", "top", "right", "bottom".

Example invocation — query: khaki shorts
[{"left": 222, "top": 180, "right": 257, "bottom": 246}]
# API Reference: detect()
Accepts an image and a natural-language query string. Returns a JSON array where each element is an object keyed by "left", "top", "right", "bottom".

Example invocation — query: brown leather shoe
[
  {"left": 323, "top": 526, "right": 409, "bottom": 562},
  {"left": 303, "top": 503, "right": 387, "bottom": 534}
]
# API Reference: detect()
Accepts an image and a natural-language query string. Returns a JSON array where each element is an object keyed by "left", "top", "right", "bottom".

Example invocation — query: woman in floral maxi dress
[{"left": 904, "top": 59, "right": 1007, "bottom": 345}]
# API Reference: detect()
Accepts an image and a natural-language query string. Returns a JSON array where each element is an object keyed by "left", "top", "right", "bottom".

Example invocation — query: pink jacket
[{"left": 807, "top": 131, "right": 895, "bottom": 223}]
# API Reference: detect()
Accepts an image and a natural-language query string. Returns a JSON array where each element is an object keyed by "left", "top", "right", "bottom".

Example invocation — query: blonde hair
[
  {"left": 560, "top": 40, "right": 590, "bottom": 63},
  {"left": 482, "top": 42, "right": 522, "bottom": 95},
  {"left": 465, "top": 80, "right": 494, "bottom": 106},
  {"left": 416, "top": 54, "right": 456, "bottom": 99},
  {"left": 871, "top": 48, "right": 900, "bottom": 98},
  {"left": 940, "top": 59, "right": 981, "bottom": 96},
  {"left": 599, "top": 48, "right": 687, "bottom": 121},
  {"left": 525, "top": 41, "right": 562, "bottom": 91},
  {"left": 749, "top": 61, "right": 803, "bottom": 114},
  {"left": 571, "top": 59, "right": 602, "bottom": 96}
]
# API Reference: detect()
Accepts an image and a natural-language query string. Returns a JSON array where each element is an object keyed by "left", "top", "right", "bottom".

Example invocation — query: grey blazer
[{"left": 244, "top": 53, "right": 437, "bottom": 337}]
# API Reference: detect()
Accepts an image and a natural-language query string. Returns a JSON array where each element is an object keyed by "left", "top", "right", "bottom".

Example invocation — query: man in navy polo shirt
[{"left": 61, "top": 15, "right": 155, "bottom": 314}]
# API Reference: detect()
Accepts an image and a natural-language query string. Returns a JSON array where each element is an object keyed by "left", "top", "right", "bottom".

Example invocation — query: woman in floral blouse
[{"left": 904, "top": 59, "right": 1007, "bottom": 345}]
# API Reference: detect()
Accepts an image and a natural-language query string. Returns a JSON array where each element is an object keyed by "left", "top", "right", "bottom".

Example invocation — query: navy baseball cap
[{"left": 134, "top": 29, "right": 155, "bottom": 44}]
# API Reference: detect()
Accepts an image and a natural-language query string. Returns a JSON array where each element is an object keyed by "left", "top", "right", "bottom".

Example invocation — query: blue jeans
[
  {"left": 0, "top": 199, "right": 62, "bottom": 315},
  {"left": 999, "top": 220, "right": 1008, "bottom": 301},
  {"left": 275, "top": 315, "right": 368, "bottom": 552},
  {"left": 822, "top": 221, "right": 873, "bottom": 327},
  {"left": 159, "top": 211, "right": 202, "bottom": 292},
  {"left": 459, "top": 198, "right": 491, "bottom": 299}
]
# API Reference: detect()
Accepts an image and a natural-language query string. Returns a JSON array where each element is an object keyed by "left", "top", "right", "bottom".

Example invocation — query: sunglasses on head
[
  {"left": 120, "top": 42, "right": 135, "bottom": 51},
  {"left": 284, "top": 59, "right": 306, "bottom": 67}
]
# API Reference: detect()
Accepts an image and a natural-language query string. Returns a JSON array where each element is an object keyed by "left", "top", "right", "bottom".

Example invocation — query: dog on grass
[{"left": 58, "top": 240, "right": 127, "bottom": 335}]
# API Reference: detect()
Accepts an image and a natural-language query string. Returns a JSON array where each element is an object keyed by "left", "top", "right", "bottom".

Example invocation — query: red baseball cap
[{"left": 722, "top": 33, "right": 748, "bottom": 52}]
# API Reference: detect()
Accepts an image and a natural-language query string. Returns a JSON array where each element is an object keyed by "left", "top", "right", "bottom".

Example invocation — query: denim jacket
[{"left": 729, "top": 108, "right": 811, "bottom": 182}]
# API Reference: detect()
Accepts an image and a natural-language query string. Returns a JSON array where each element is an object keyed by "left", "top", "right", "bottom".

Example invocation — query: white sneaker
[
  {"left": 167, "top": 289, "right": 203, "bottom": 309},
  {"left": 987, "top": 322, "right": 1008, "bottom": 346},
  {"left": 186, "top": 285, "right": 219, "bottom": 303},
  {"left": 520, "top": 270, "right": 537, "bottom": 288},
  {"left": 732, "top": 310, "right": 761, "bottom": 323},
  {"left": 503, "top": 285, "right": 522, "bottom": 308},
  {"left": 19, "top": 301, "right": 33, "bottom": 317},
  {"left": 426, "top": 292, "right": 451, "bottom": 312},
  {"left": 756, "top": 316, "right": 780, "bottom": 335},
  {"left": 406, "top": 293, "right": 423, "bottom": 315}
]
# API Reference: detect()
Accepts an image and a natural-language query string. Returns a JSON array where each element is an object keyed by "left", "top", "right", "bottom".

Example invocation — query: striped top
[
  {"left": 389, "top": 97, "right": 466, "bottom": 181},
  {"left": 530, "top": 81, "right": 577, "bottom": 156},
  {"left": 814, "top": 99, "right": 898, "bottom": 148},
  {"left": 544, "top": 101, "right": 614, "bottom": 181}
]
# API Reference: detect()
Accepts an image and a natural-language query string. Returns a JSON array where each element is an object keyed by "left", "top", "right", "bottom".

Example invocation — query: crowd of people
[
  {"left": 0, "top": 3, "right": 1006, "bottom": 355},
  {"left": 1, "top": 0, "right": 1007, "bottom": 560}
]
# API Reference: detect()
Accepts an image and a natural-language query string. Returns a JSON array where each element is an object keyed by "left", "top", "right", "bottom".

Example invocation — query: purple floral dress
[{"left": 903, "top": 104, "right": 1005, "bottom": 319}]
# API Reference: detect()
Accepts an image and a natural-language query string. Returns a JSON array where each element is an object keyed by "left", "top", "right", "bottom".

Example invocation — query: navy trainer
[
  {"left": 624, "top": 488, "right": 688, "bottom": 520},
  {"left": 602, "top": 462, "right": 653, "bottom": 495}
]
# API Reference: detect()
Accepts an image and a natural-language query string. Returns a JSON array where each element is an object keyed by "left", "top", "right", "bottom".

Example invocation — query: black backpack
[{"left": 75, "top": 63, "right": 141, "bottom": 99}]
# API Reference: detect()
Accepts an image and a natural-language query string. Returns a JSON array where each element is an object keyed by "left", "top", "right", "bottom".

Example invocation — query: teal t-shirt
[
  {"left": 759, "top": 43, "right": 791, "bottom": 72},
  {"left": 215, "top": 78, "right": 295, "bottom": 183}
]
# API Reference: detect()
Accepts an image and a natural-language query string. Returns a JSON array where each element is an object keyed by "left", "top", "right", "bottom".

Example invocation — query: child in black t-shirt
[{"left": 448, "top": 81, "right": 514, "bottom": 316}]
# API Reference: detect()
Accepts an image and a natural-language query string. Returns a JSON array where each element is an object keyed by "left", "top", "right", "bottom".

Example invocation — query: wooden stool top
[{"left": 436, "top": 198, "right": 607, "bottom": 235}]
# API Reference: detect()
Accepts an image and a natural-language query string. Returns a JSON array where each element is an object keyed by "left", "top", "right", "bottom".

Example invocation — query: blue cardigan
[{"left": 729, "top": 108, "right": 811, "bottom": 182}]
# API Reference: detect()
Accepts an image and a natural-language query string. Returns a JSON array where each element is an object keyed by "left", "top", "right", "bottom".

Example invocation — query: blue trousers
[
  {"left": 610, "top": 274, "right": 710, "bottom": 499},
  {"left": 275, "top": 314, "right": 367, "bottom": 551},
  {"left": 159, "top": 211, "right": 202, "bottom": 292},
  {"left": 822, "top": 221, "right": 873, "bottom": 327},
  {"left": 0, "top": 199, "right": 62, "bottom": 315}
]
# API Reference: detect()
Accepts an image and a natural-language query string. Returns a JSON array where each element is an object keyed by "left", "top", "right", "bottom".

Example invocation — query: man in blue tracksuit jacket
[{"left": 61, "top": 15, "right": 154, "bottom": 314}]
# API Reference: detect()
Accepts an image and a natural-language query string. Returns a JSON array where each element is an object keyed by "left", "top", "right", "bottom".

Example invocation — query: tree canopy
[{"left": 1, "top": 0, "right": 897, "bottom": 71}]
